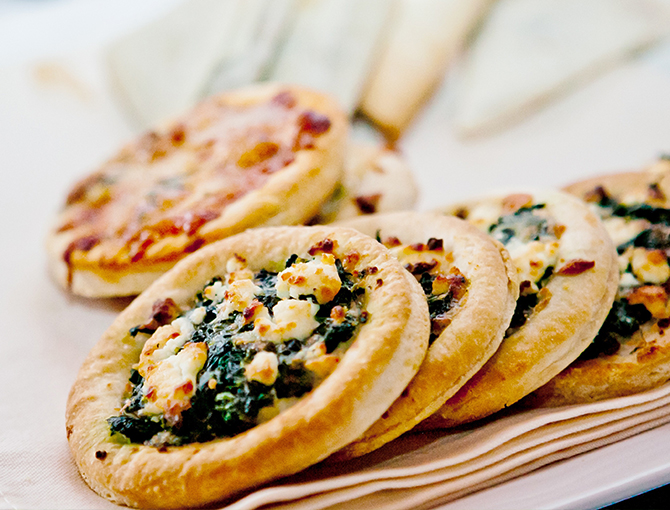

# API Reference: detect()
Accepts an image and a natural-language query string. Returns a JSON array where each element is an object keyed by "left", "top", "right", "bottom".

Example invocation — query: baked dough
[
  {"left": 330, "top": 212, "right": 518, "bottom": 459},
  {"left": 310, "top": 141, "right": 418, "bottom": 224},
  {"left": 421, "top": 190, "right": 619, "bottom": 428},
  {"left": 66, "top": 225, "right": 429, "bottom": 508},
  {"left": 47, "top": 83, "right": 347, "bottom": 298},
  {"left": 525, "top": 159, "right": 670, "bottom": 406}
]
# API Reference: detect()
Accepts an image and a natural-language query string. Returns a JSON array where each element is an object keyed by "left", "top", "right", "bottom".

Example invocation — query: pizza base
[
  {"left": 66, "top": 225, "right": 429, "bottom": 509},
  {"left": 522, "top": 322, "right": 670, "bottom": 407},
  {"left": 420, "top": 190, "right": 619, "bottom": 428},
  {"left": 47, "top": 83, "right": 348, "bottom": 298},
  {"left": 311, "top": 141, "right": 419, "bottom": 224},
  {"left": 329, "top": 212, "right": 518, "bottom": 460},
  {"left": 523, "top": 160, "right": 670, "bottom": 406}
]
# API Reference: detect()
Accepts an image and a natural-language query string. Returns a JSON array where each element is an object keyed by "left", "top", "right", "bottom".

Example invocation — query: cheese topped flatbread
[
  {"left": 66, "top": 226, "right": 429, "bottom": 508},
  {"left": 526, "top": 159, "right": 670, "bottom": 405},
  {"left": 47, "top": 84, "right": 347, "bottom": 298},
  {"left": 421, "top": 190, "right": 618, "bottom": 428},
  {"left": 331, "top": 212, "right": 517, "bottom": 459}
]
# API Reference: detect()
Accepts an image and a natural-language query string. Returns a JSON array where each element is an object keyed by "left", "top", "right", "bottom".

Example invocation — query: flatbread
[
  {"left": 66, "top": 225, "right": 430, "bottom": 509},
  {"left": 46, "top": 83, "right": 347, "bottom": 298},
  {"left": 330, "top": 212, "right": 518, "bottom": 459},
  {"left": 421, "top": 190, "right": 618, "bottom": 428},
  {"left": 265, "top": 0, "right": 392, "bottom": 114},
  {"left": 525, "top": 159, "right": 670, "bottom": 406},
  {"left": 360, "top": 0, "right": 495, "bottom": 137},
  {"left": 310, "top": 141, "right": 418, "bottom": 224}
]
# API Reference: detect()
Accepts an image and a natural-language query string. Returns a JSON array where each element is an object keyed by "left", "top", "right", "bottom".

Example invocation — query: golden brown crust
[
  {"left": 65, "top": 225, "right": 429, "bottom": 508},
  {"left": 329, "top": 212, "right": 518, "bottom": 459},
  {"left": 420, "top": 190, "right": 619, "bottom": 428},
  {"left": 47, "top": 83, "right": 348, "bottom": 298},
  {"left": 524, "top": 160, "right": 670, "bottom": 406}
]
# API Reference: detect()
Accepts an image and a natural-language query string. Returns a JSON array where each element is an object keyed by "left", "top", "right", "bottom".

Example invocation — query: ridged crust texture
[
  {"left": 421, "top": 190, "right": 619, "bottom": 428},
  {"left": 47, "top": 83, "right": 348, "bottom": 298},
  {"left": 526, "top": 160, "right": 670, "bottom": 406},
  {"left": 65, "top": 226, "right": 429, "bottom": 509},
  {"left": 330, "top": 212, "right": 518, "bottom": 460}
]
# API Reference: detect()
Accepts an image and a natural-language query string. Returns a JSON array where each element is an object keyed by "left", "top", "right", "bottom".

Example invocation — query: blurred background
[{"left": 2, "top": 0, "right": 670, "bottom": 214}]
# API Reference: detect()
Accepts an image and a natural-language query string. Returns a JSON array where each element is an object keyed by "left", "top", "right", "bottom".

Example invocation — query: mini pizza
[
  {"left": 65, "top": 225, "right": 429, "bottom": 509},
  {"left": 330, "top": 212, "right": 518, "bottom": 460},
  {"left": 420, "top": 190, "right": 618, "bottom": 428},
  {"left": 47, "top": 84, "right": 347, "bottom": 298},
  {"left": 310, "top": 141, "right": 419, "bottom": 224},
  {"left": 525, "top": 158, "right": 670, "bottom": 406}
]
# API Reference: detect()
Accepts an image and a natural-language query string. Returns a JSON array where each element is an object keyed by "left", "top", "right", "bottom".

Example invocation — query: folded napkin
[{"left": 223, "top": 381, "right": 670, "bottom": 510}]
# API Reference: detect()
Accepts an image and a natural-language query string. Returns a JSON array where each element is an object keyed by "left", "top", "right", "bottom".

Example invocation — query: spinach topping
[
  {"left": 418, "top": 271, "right": 468, "bottom": 344},
  {"left": 612, "top": 203, "right": 670, "bottom": 225},
  {"left": 109, "top": 256, "right": 366, "bottom": 446},
  {"left": 488, "top": 205, "right": 555, "bottom": 333},
  {"left": 508, "top": 293, "right": 538, "bottom": 331},
  {"left": 489, "top": 205, "right": 549, "bottom": 246},
  {"left": 581, "top": 187, "right": 670, "bottom": 358},
  {"left": 579, "top": 300, "right": 651, "bottom": 360},
  {"left": 616, "top": 224, "right": 670, "bottom": 254}
]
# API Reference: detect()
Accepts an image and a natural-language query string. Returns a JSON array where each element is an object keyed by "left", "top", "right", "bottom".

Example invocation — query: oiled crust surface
[
  {"left": 48, "top": 84, "right": 348, "bottom": 298},
  {"left": 421, "top": 190, "right": 618, "bottom": 428},
  {"left": 331, "top": 212, "right": 518, "bottom": 459},
  {"left": 66, "top": 225, "right": 429, "bottom": 509},
  {"left": 526, "top": 161, "right": 670, "bottom": 406}
]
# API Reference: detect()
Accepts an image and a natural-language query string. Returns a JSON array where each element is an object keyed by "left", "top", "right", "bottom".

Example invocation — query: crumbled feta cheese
[
  {"left": 140, "top": 342, "right": 208, "bottom": 418},
  {"left": 619, "top": 272, "right": 640, "bottom": 289},
  {"left": 189, "top": 306, "right": 207, "bottom": 325},
  {"left": 244, "top": 351, "right": 279, "bottom": 386},
  {"left": 203, "top": 280, "right": 226, "bottom": 301},
  {"left": 276, "top": 253, "right": 341, "bottom": 304},
  {"left": 250, "top": 299, "right": 319, "bottom": 343},
  {"left": 603, "top": 217, "right": 647, "bottom": 247},
  {"left": 507, "top": 239, "right": 559, "bottom": 290},
  {"left": 631, "top": 248, "right": 670, "bottom": 284},
  {"left": 216, "top": 278, "right": 261, "bottom": 319}
]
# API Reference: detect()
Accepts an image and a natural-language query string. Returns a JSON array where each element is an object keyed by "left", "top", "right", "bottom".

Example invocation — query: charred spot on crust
[
  {"left": 405, "top": 260, "right": 438, "bottom": 275},
  {"left": 271, "top": 91, "right": 297, "bottom": 108},
  {"left": 308, "top": 238, "right": 335, "bottom": 255},
  {"left": 648, "top": 182, "right": 666, "bottom": 201},
  {"left": 454, "top": 208, "right": 468, "bottom": 219},
  {"left": 426, "top": 238, "right": 444, "bottom": 251},
  {"left": 130, "top": 298, "right": 180, "bottom": 337},
  {"left": 556, "top": 259, "right": 595, "bottom": 276},
  {"left": 355, "top": 194, "right": 381, "bottom": 214}
]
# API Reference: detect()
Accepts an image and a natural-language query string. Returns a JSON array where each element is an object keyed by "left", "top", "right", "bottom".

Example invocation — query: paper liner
[{"left": 224, "top": 381, "right": 670, "bottom": 510}]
